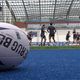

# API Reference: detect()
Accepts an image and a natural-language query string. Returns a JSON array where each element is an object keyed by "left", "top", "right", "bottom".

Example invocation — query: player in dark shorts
[
  {"left": 66, "top": 31, "right": 70, "bottom": 44},
  {"left": 76, "top": 32, "right": 80, "bottom": 45},
  {"left": 27, "top": 31, "right": 33, "bottom": 46},
  {"left": 73, "top": 29, "right": 77, "bottom": 43},
  {"left": 40, "top": 24, "right": 46, "bottom": 46},
  {"left": 47, "top": 23, "right": 56, "bottom": 43}
]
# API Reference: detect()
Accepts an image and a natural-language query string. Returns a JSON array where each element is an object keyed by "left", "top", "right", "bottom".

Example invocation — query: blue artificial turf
[{"left": 0, "top": 49, "right": 80, "bottom": 80}]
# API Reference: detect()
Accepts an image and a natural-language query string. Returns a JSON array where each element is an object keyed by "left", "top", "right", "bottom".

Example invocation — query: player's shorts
[
  {"left": 41, "top": 34, "right": 46, "bottom": 38},
  {"left": 66, "top": 37, "right": 69, "bottom": 41},
  {"left": 49, "top": 34, "right": 55, "bottom": 37}
]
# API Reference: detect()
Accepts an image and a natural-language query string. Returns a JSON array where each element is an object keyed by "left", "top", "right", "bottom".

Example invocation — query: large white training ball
[{"left": 0, "top": 22, "right": 30, "bottom": 70}]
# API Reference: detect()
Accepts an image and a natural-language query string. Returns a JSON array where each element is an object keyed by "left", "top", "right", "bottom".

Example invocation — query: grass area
[{"left": 31, "top": 46, "right": 80, "bottom": 50}]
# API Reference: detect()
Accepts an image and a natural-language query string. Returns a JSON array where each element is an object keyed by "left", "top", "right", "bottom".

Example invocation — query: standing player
[
  {"left": 66, "top": 31, "right": 70, "bottom": 45},
  {"left": 40, "top": 24, "right": 46, "bottom": 46},
  {"left": 76, "top": 32, "right": 80, "bottom": 45},
  {"left": 73, "top": 28, "right": 77, "bottom": 43},
  {"left": 47, "top": 23, "right": 56, "bottom": 43}
]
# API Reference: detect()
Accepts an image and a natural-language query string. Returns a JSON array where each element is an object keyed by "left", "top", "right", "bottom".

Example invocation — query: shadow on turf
[{"left": 0, "top": 67, "right": 28, "bottom": 72}]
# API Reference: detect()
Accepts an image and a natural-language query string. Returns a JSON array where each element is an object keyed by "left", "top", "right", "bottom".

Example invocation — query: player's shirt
[{"left": 47, "top": 26, "right": 56, "bottom": 35}]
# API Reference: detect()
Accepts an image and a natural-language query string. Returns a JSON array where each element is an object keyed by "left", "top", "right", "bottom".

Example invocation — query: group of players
[
  {"left": 66, "top": 29, "right": 80, "bottom": 45},
  {"left": 41, "top": 23, "right": 56, "bottom": 46},
  {"left": 27, "top": 23, "right": 56, "bottom": 46},
  {"left": 27, "top": 23, "right": 80, "bottom": 46}
]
